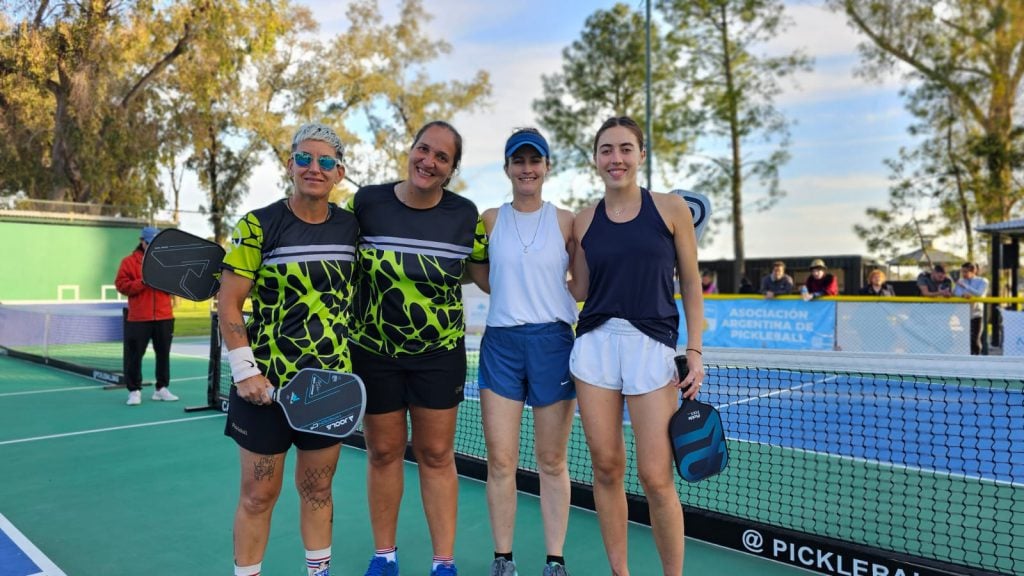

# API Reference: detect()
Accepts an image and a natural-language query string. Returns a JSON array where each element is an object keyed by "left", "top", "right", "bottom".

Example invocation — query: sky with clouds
[{"left": 169, "top": 0, "right": 939, "bottom": 262}]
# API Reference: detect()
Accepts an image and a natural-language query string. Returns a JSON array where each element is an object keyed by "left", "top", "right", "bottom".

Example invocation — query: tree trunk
[
  {"left": 205, "top": 125, "right": 224, "bottom": 244},
  {"left": 946, "top": 122, "right": 974, "bottom": 262},
  {"left": 719, "top": 4, "right": 746, "bottom": 290}
]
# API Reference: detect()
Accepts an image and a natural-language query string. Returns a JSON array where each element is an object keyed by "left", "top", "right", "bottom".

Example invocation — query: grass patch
[{"left": 174, "top": 300, "right": 213, "bottom": 337}]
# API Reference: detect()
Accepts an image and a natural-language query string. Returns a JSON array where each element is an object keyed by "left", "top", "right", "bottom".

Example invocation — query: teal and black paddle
[
  {"left": 266, "top": 368, "right": 367, "bottom": 438},
  {"left": 668, "top": 189, "right": 726, "bottom": 482},
  {"left": 669, "top": 355, "right": 729, "bottom": 482}
]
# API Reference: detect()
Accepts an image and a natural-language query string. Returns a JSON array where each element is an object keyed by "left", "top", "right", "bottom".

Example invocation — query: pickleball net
[
  {"left": 460, "top": 348, "right": 1022, "bottom": 575},
  {"left": 0, "top": 302, "right": 126, "bottom": 385},
  {"left": 203, "top": 312, "right": 1022, "bottom": 575}
]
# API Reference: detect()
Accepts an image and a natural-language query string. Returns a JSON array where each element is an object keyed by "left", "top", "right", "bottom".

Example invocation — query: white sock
[
  {"left": 375, "top": 546, "right": 397, "bottom": 562},
  {"left": 234, "top": 563, "right": 261, "bottom": 576},
  {"left": 432, "top": 555, "right": 454, "bottom": 570},
  {"left": 306, "top": 546, "right": 331, "bottom": 575}
]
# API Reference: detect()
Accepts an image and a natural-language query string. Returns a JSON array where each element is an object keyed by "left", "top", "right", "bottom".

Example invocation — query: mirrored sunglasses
[{"left": 293, "top": 151, "right": 341, "bottom": 171}]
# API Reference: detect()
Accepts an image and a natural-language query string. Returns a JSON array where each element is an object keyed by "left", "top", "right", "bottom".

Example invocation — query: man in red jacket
[{"left": 115, "top": 226, "right": 177, "bottom": 406}]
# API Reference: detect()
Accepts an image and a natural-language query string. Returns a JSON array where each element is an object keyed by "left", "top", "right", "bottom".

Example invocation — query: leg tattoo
[
  {"left": 253, "top": 455, "right": 277, "bottom": 481},
  {"left": 298, "top": 465, "right": 334, "bottom": 511}
]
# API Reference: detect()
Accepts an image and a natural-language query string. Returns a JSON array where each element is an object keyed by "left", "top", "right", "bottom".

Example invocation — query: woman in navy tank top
[{"left": 569, "top": 116, "right": 705, "bottom": 575}]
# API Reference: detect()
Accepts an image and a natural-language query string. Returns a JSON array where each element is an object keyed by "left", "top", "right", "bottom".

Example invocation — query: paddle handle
[
  {"left": 674, "top": 354, "right": 692, "bottom": 402},
  {"left": 265, "top": 386, "right": 279, "bottom": 402}
]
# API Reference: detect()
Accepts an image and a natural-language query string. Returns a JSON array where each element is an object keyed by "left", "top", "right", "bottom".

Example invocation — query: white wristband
[{"left": 227, "top": 346, "right": 261, "bottom": 383}]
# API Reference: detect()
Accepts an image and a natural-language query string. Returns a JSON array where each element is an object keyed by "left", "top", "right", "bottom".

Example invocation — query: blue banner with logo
[{"left": 679, "top": 299, "right": 836, "bottom": 350}]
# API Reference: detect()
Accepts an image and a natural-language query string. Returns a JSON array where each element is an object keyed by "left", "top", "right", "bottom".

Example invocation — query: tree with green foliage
[
  {"left": 0, "top": 0, "right": 214, "bottom": 211},
  {"left": 532, "top": 3, "right": 694, "bottom": 208},
  {"left": 855, "top": 87, "right": 990, "bottom": 263},
  {"left": 0, "top": 0, "right": 491, "bottom": 243},
  {"left": 319, "top": 0, "right": 491, "bottom": 190},
  {"left": 658, "top": 0, "right": 812, "bottom": 289},
  {"left": 164, "top": 1, "right": 315, "bottom": 242},
  {"left": 829, "top": 0, "right": 1024, "bottom": 252}
]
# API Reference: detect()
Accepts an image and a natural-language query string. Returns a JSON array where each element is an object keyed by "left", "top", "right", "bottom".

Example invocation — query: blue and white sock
[
  {"left": 306, "top": 546, "right": 331, "bottom": 576},
  {"left": 234, "top": 562, "right": 261, "bottom": 576},
  {"left": 432, "top": 554, "right": 454, "bottom": 570}
]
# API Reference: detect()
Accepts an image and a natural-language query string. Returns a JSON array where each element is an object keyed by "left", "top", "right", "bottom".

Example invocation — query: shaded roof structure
[
  {"left": 886, "top": 246, "right": 965, "bottom": 267},
  {"left": 976, "top": 217, "right": 1024, "bottom": 235},
  {"left": 976, "top": 217, "right": 1023, "bottom": 303}
]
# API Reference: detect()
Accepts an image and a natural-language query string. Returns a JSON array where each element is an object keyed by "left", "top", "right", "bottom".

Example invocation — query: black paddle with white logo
[{"left": 142, "top": 229, "right": 226, "bottom": 301}]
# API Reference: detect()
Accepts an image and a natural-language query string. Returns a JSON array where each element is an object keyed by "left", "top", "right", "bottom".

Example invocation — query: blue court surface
[
  {"left": 0, "top": 514, "right": 66, "bottom": 576},
  {"left": 466, "top": 363, "right": 1024, "bottom": 484},
  {"left": 709, "top": 367, "right": 1024, "bottom": 484}
]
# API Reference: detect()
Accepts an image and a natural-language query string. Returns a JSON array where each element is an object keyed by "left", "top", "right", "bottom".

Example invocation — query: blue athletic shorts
[{"left": 479, "top": 322, "right": 575, "bottom": 407}]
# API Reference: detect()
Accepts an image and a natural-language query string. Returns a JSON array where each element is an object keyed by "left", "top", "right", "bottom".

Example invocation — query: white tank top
[{"left": 486, "top": 202, "right": 578, "bottom": 327}]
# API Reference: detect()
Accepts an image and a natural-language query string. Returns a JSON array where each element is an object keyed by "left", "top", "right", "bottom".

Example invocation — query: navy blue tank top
[{"left": 577, "top": 189, "right": 679, "bottom": 348}]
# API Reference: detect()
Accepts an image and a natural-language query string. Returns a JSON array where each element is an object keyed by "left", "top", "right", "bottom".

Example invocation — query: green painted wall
[{"left": 0, "top": 219, "right": 146, "bottom": 301}]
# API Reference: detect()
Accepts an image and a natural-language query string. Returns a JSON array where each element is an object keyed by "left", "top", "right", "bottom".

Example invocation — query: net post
[
  {"left": 184, "top": 310, "right": 223, "bottom": 413},
  {"left": 101, "top": 307, "right": 130, "bottom": 390}
]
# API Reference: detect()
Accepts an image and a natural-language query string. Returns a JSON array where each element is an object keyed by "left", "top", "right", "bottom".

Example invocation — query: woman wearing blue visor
[{"left": 472, "top": 128, "right": 579, "bottom": 576}]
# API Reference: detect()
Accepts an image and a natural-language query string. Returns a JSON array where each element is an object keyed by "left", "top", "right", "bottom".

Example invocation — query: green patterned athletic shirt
[
  {"left": 221, "top": 199, "right": 359, "bottom": 385},
  {"left": 346, "top": 182, "right": 486, "bottom": 357}
]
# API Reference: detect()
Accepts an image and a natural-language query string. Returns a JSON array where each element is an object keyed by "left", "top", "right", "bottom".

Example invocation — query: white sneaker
[
  {"left": 126, "top": 390, "right": 142, "bottom": 406},
  {"left": 152, "top": 387, "right": 179, "bottom": 402}
]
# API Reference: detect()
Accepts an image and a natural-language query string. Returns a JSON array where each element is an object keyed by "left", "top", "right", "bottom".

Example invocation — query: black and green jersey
[
  {"left": 221, "top": 199, "right": 359, "bottom": 385},
  {"left": 347, "top": 182, "right": 486, "bottom": 357}
]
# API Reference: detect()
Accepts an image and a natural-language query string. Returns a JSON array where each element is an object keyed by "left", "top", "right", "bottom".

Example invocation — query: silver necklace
[
  {"left": 511, "top": 203, "right": 543, "bottom": 253},
  {"left": 286, "top": 198, "right": 330, "bottom": 224}
]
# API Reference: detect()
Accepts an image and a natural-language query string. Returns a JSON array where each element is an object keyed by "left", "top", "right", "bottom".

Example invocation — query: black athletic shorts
[
  {"left": 223, "top": 385, "right": 342, "bottom": 454},
  {"left": 351, "top": 342, "right": 466, "bottom": 414}
]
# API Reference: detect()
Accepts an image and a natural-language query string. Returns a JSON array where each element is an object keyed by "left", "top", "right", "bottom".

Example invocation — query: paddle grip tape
[{"left": 227, "top": 346, "right": 262, "bottom": 383}]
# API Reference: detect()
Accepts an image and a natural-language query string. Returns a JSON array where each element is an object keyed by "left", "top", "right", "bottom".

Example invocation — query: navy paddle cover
[{"left": 669, "top": 355, "right": 729, "bottom": 482}]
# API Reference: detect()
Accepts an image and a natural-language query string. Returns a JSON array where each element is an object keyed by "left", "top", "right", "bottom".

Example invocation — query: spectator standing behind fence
[
  {"left": 760, "top": 261, "right": 794, "bottom": 299},
  {"left": 738, "top": 277, "right": 757, "bottom": 294},
  {"left": 954, "top": 262, "right": 990, "bottom": 355},
  {"left": 115, "top": 226, "right": 177, "bottom": 406},
  {"left": 701, "top": 269, "right": 718, "bottom": 294},
  {"left": 917, "top": 264, "right": 953, "bottom": 297},
  {"left": 859, "top": 269, "right": 895, "bottom": 297},
  {"left": 801, "top": 259, "right": 838, "bottom": 301}
]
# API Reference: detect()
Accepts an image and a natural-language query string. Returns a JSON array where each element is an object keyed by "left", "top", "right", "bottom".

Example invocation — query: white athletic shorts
[{"left": 569, "top": 318, "right": 676, "bottom": 396}]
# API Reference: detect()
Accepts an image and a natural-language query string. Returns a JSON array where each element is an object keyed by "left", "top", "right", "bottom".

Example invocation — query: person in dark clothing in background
[
  {"left": 115, "top": 226, "right": 176, "bottom": 406},
  {"left": 760, "top": 261, "right": 794, "bottom": 299}
]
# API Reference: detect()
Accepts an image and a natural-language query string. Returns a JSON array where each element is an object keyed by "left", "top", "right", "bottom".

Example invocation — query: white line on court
[
  {"left": 714, "top": 375, "right": 839, "bottom": 411},
  {"left": 0, "top": 512, "right": 68, "bottom": 576},
  {"left": 0, "top": 375, "right": 207, "bottom": 398},
  {"left": 0, "top": 385, "right": 106, "bottom": 397},
  {"left": 169, "top": 375, "right": 207, "bottom": 383},
  {"left": 0, "top": 413, "right": 225, "bottom": 446}
]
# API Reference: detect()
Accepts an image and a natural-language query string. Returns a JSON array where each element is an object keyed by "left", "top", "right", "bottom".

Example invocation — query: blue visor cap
[{"left": 504, "top": 131, "right": 550, "bottom": 159}]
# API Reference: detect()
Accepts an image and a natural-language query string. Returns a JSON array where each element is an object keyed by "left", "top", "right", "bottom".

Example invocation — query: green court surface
[{"left": 0, "top": 349, "right": 810, "bottom": 576}]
